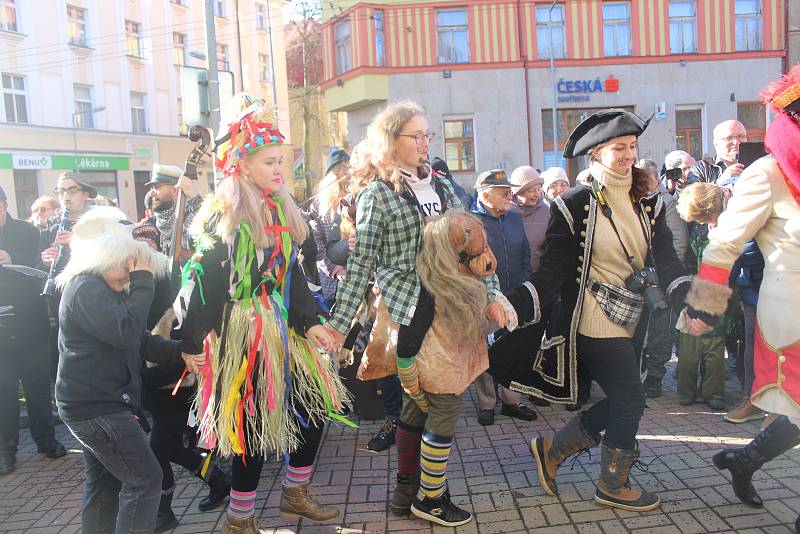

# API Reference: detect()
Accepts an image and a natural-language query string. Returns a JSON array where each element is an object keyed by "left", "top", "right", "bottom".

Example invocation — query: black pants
[
  {"left": 0, "top": 343, "right": 56, "bottom": 455},
  {"left": 144, "top": 387, "right": 203, "bottom": 491},
  {"left": 577, "top": 335, "right": 646, "bottom": 450},
  {"left": 396, "top": 284, "right": 435, "bottom": 359},
  {"left": 232, "top": 408, "right": 325, "bottom": 492}
]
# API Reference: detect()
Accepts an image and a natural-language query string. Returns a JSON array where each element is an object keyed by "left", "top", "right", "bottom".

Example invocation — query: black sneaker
[
  {"left": 37, "top": 438, "right": 67, "bottom": 459},
  {"left": 411, "top": 492, "right": 472, "bottom": 527},
  {"left": 367, "top": 418, "right": 396, "bottom": 452},
  {"left": 500, "top": 403, "right": 537, "bottom": 421}
]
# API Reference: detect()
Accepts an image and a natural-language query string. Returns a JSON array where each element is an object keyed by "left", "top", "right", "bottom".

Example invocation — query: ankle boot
[
  {"left": 595, "top": 441, "right": 660, "bottom": 512},
  {"left": 198, "top": 465, "right": 231, "bottom": 511},
  {"left": 154, "top": 486, "right": 179, "bottom": 532},
  {"left": 530, "top": 413, "right": 600, "bottom": 495},
  {"left": 221, "top": 512, "right": 258, "bottom": 534},
  {"left": 279, "top": 481, "right": 339, "bottom": 523},
  {"left": 389, "top": 473, "right": 421, "bottom": 515},
  {"left": 713, "top": 415, "right": 800, "bottom": 508}
]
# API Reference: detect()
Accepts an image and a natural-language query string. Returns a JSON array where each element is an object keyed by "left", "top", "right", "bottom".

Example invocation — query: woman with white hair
[
  {"left": 55, "top": 207, "right": 198, "bottom": 534},
  {"left": 540, "top": 166, "right": 570, "bottom": 200},
  {"left": 177, "top": 94, "right": 348, "bottom": 532}
]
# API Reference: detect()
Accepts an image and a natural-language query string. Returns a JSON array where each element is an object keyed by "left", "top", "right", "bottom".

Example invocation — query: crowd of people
[{"left": 1, "top": 65, "right": 799, "bottom": 533}]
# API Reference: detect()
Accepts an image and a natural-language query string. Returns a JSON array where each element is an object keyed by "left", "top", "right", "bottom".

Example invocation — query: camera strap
[{"left": 589, "top": 178, "right": 654, "bottom": 275}]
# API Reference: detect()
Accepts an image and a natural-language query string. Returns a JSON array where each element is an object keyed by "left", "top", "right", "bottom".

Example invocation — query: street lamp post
[
  {"left": 72, "top": 106, "right": 106, "bottom": 171},
  {"left": 548, "top": 0, "right": 559, "bottom": 169}
]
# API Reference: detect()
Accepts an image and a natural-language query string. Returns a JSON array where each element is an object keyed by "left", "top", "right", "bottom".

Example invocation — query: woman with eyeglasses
[
  {"left": 28, "top": 196, "right": 60, "bottom": 230},
  {"left": 323, "top": 100, "right": 506, "bottom": 527}
]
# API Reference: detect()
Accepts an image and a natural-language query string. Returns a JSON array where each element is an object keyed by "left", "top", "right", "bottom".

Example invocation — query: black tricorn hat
[{"left": 563, "top": 110, "right": 652, "bottom": 159}]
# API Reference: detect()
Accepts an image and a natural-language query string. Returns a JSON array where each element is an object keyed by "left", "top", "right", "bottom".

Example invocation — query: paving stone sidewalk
[{"left": 2, "top": 359, "right": 799, "bottom": 534}]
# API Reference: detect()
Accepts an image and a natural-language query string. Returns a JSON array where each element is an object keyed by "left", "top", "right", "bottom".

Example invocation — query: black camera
[{"left": 625, "top": 267, "right": 669, "bottom": 312}]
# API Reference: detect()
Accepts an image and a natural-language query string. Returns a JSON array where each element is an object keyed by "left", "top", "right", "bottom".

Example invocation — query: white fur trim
[
  {"left": 494, "top": 292, "right": 518, "bottom": 332},
  {"left": 666, "top": 275, "right": 691, "bottom": 298},
  {"left": 554, "top": 196, "right": 575, "bottom": 234},
  {"left": 520, "top": 281, "right": 541, "bottom": 326}
]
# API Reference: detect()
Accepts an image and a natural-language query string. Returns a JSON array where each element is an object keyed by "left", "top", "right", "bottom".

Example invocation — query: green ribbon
[
  {"left": 231, "top": 222, "right": 256, "bottom": 303},
  {"left": 180, "top": 257, "right": 206, "bottom": 305},
  {"left": 297, "top": 340, "right": 357, "bottom": 429}
]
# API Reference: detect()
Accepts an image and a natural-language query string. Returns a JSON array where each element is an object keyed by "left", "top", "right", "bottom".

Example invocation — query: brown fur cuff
[{"left": 686, "top": 277, "right": 732, "bottom": 316}]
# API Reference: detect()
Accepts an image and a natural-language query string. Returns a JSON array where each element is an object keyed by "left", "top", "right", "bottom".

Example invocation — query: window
[
  {"left": 444, "top": 119, "right": 475, "bottom": 172},
  {"left": 675, "top": 109, "right": 703, "bottom": 161},
  {"left": 436, "top": 9, "right": 469, "bottom": 64},
  {"left": 669, "top": 1, "right": 696, "bottom": 54},
  {"left": 536, "top": 5, "right": 565, "bottom": 60},
  {"left": 258, "top": 53, "right": 271, "bottom": 82},
  {"left": 1, "top": 0, "right": 17, "bottom": 32},
  {"left": 334, "top": 19, "right": 352, "bottom": 74},
  {"left": 170, "top": 0, "right": 186, "bottom": 5},
  {"left": 67, "top": 5, "right": 87, "bottom": 46},
  {"left": 738, "top": 102, "right": 766, "bottom": 141},
  {"left": 80, "top": 171, "right": 119, "bottom": 204},
  {"left": 735, "top": 0, "right": 762, "bottom": 51},
  {"left": 130, "top": 91, "right": 146, "bottom": 133},
  {"left": 13, "top": 170, "right": 38, "bottom": 220},
  {"left": 73, "top": 84, "right": 94, "bottom": 128},
  {"left": 2, "top": 73, "right": 27, "bottom": 123},
  {"left": 603, "top": 3, "right": 631, "bottom": 56},
  {"left": 216, "top": 43, "right": 229, "bottom": 71},
  {"left": 214, "top": 0, "right": 224, "bottom": 17},
  {"left": 374, "top": 10, "right": 385, "bottom": 67},
  {"left": 173, "top": 32, "right": 186, "bottom": 65},
  {"left": 177, "top": 97, "right": 187, "bottom": 136},
  {"left": 256, "top": 2, "right": 266, "bottom": 30},
  {"left": 125, "top": 20, "right": 143, "bottom": 57}
]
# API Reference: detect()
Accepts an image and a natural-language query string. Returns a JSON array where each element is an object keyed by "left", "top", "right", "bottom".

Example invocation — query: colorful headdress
[
  {"left": 761, "top": 64, "right": 800, "bottom": 113},
  {"left": 215, "top": 93, "right": 285, "bottom": 176}
]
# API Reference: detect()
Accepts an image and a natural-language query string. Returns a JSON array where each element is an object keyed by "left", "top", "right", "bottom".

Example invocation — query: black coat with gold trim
[{"left": 490, "top": 182, "right": 690, "bottom": 403}]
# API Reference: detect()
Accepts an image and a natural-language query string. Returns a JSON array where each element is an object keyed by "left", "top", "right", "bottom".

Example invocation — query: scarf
[{"left": 765, "top": 111, "right": 800, "bottom": 206}]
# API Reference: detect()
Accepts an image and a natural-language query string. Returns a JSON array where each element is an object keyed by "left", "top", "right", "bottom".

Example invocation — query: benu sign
[{"left": 13, "top": 154, "right": 52, "bottom": 169}]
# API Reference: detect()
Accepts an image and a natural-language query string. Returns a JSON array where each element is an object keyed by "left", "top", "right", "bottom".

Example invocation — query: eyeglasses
[
  {"left": 54, "top": 186, "right": 82, "bottom": 196},
  {"left": 718, "top": 134, "right": 747, "bottom": 143},
  {"left": 397, "top": 131, "right": 436, "bottom": 145},
  {"left": 492, "top": 189, "right": 513, "bottom": 198}
]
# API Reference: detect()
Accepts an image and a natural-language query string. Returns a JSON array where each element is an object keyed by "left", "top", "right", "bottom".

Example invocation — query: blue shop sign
[{"left": 556, "top": 75, "right": 620, "bottom": 103}]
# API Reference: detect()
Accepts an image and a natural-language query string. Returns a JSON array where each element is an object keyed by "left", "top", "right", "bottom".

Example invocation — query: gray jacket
[{"left": 659, "top": 184, "right": 688, "bottom": 267}]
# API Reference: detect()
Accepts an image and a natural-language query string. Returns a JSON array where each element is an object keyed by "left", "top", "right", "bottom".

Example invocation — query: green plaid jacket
[{"left": 329, "top": 177, "right": 498, "bottom": 332}]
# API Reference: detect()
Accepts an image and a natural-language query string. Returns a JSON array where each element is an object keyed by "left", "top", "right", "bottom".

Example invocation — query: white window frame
[
  {"left": 334, "top": 19, "right": 352, "bottom": 75},
  {"left": 173, "top": 32, "right": 186, "bottom": 66},
  {"left": 603, "top": 2, "right": 631, "bottom": 57},
  {"left": 255, "top": 2, "right": 266, "bottom": 31},
  {"left": 130, "top": 91, "right": 147, "bottom": 133},
  {"left": 67, "top": 4, "right": 87, "bottom": 47},
  {"left": 125, "top": 20, "right": 143, "bottom": 58},
  {"left": 216, "top": 43, "right": 229, "bottom": 71},
  {"left": 436, "top": 9, "right": 469, "bottom": 64},
  {"left": 2, "top": 72, "right": 27, "bottom": 123},
  {"left": 536, "top": 5, "right": 565, "bottom": 60},
  {"left": 735, "top": 0, "right": 762, "bottom": 52},
  {"left": 374, "top": 10, "right": 385, "bottom": 67},
  {"left": 258, "top": 53, "right": 271, "bottom": 82},
  {"left": 0, "top": 0, "right": 18, "bottom": 33},
  {"left": 669, "top": 0, "right": 696, "bottom": 54},
  {"left": 73, "top": 84, "right": 94, "bottom": 129}
]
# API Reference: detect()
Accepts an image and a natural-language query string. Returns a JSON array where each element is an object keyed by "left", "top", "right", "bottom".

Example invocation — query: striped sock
[
  {"left": 228, "top": 489, "right": 257, "bottom": 519},
  {"left": 285, "top": 464, "right": 313, "bottom": 487},
  {"left": 396, "top": 422, "right": 423, "bottom": 477},
  {"left": 418, "top": 431, "right": 452, "bottom": 500}
]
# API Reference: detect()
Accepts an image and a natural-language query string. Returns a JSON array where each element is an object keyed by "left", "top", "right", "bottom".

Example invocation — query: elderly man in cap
[
  {"left": 0, "top": 185, "right": 66, "bottom": 475},
  {"left": 146, "top": 164, "right": 202, "bottom": 259},
  {"left": 471, "top": 169, "right": 537, "bottom": 425}
]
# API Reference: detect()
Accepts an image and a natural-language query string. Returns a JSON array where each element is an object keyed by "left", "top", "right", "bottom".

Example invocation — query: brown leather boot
[
  {"left": 279, "top": 481, "right": 339, "bottom": 523},
  {"left": 221, "top": 512, "right": 258, "bottom": 534},
  {"left": 530, "top": 413, "right": 600, "bottom": 496},
  {"left": 595, "top": 441, "right": 660, "bottom": 512},
  {"left": 389, "top": 473, "right": 421, "bottom": 515}
]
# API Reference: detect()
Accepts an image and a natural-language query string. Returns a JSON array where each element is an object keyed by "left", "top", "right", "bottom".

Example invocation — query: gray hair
[{"left": 664, "top": 150, "right": 691, "bottom": 170}]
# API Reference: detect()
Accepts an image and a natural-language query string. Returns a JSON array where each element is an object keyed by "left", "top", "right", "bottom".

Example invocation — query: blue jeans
[{"left": 65, "top": 411, "right": 162, "bottom": 534}]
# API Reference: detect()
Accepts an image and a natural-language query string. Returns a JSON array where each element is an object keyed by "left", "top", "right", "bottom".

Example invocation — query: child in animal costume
[
  {"left": 684, "top": 65, "right": 800, "bottom": 531},
  {"left": 176, "top": 93, "right": 350, "bottom": 533}
]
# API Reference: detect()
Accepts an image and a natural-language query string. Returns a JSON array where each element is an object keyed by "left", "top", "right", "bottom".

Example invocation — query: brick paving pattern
[{"left": 2, "top": 359, "right": 799, "bottom": 533}]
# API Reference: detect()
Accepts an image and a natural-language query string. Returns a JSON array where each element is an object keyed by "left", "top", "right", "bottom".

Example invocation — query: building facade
[
  {"left": 0, "top": 0, "right": 292, "bottom": 220},
  {"left": 320, "top": 0, "right": 787, "bottom": 188}
]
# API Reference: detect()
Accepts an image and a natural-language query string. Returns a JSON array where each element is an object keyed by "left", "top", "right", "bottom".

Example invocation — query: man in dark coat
[{"left": 0, "top": 185, "right": 66, "bottom": 475}]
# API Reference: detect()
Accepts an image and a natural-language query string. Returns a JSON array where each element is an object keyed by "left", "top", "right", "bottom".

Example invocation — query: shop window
[
  {"left": 603, "top": 2, "right": 631, "bottom": 57},
  {"left": 134, "top": 170, "right": 151, "bottom": 221},
  {"left": 675, "top": 108, "right": 703, "bottom": 161},
  {"left": 669, "top": 1, "right": 696, "bottom": 54},
  {"left": 735, "top": 0, "right": 762, "bottom": 51},
  {"left": 444, "top": 119, "right": 475, "bottom": 172},
  {"left": 81, "top": 171, "right": 119, "bottom": 205},
  {"left": 13, "top": 169, "right": 37, "bottom": 220},
  {"left": 437, "top": 9, "right": 469, "bottom": 64},
  {"left": 536, "top": 5, "right": 565, "bottom": 60},
  {"left": 737, "top": 101, "right": 766, "bottom": 142}
]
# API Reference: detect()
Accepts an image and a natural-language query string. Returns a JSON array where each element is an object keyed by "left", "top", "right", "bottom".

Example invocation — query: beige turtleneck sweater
[{"left": 578, "top": 162, "right": 649, "bottom": 339}]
